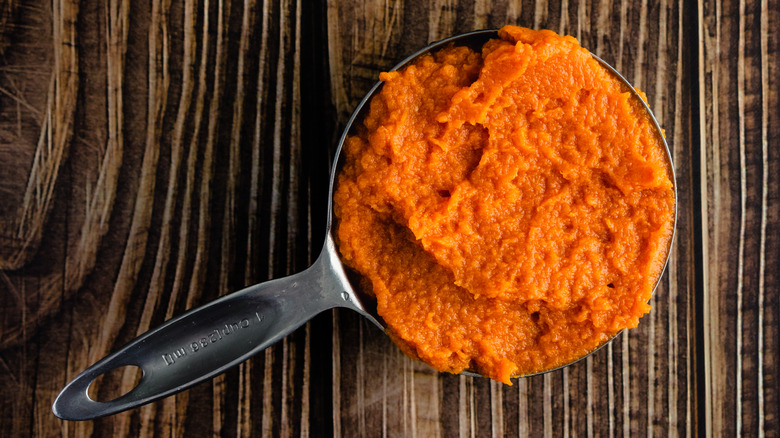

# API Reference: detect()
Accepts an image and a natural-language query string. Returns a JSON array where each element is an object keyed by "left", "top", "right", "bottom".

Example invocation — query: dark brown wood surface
[{"left": 0, "top": 0, "right": 776, "bottom": 436}]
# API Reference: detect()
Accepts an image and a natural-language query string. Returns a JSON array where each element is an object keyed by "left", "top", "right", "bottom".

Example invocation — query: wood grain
[
  {"left": 700, "top": 0, "right": 780, "bottom": 435},
  {"left": 0, "top": 0, "right": 78, "bottom": 271},
  {"left": 0, "top": 0, "right": 78, "bottom": 357},
  {"left": 0, "top": 0, "right": 775, "bottom": 436}
]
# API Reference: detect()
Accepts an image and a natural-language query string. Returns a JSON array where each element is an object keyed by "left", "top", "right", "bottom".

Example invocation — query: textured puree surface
[{"left": 334, "top": 26, "right": 675, "bottom": 384}]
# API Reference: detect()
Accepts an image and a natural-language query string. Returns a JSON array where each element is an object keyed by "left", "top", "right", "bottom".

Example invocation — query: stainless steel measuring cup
[{"left": 52, "top": 29, "right": 676, "bottom": 421}]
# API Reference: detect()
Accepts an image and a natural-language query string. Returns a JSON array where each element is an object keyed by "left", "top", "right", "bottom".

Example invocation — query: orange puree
[{"left": 333, "top": 26, "right": 675, "bottom": 384}]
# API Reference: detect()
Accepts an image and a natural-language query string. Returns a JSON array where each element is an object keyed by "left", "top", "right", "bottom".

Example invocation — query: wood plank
[{"left": 700, "top": 0, "right": 780, "bottom": 434}]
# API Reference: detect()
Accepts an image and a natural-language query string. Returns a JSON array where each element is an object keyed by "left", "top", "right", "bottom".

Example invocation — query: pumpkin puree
[{"left": 334, "top": 26, "right": 675, "bottom": 384}]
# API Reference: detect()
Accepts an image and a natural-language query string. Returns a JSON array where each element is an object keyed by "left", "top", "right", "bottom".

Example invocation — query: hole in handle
[{"left": 87, "top": 365, "right": 143, "bottom": 402}]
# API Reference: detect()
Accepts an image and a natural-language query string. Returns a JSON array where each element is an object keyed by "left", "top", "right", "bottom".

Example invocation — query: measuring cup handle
[{"left": 52, "top": 245, "right": 353, "bottom": 421}]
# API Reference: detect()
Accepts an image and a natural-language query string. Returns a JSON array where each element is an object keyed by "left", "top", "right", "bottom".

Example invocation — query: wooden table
[{"left": 0, "top": 0, "right": 776, "bottom": 436}]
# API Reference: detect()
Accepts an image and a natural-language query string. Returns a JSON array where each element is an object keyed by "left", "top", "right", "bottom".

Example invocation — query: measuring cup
[{"left": 52, "top": 29, "right": 676, "bottom": 421}]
